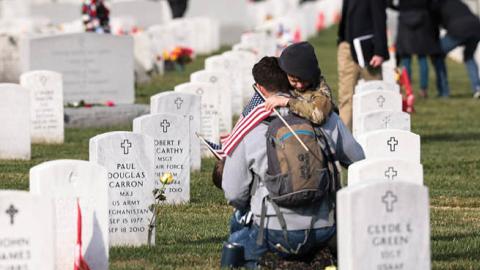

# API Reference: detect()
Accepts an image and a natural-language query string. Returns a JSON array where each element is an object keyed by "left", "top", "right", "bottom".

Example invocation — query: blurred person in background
[
  {"left": 337, "top": 0, "right": 389, "bottom": 130},
  {"left": 432, "top": 0, "right": 480, "bottom": 98},
  {"left": 388, "top": 0, "right": 447, "bottom": 98},
  {"left": 167, "top": 0, "right": 188, "bottom": 18}
]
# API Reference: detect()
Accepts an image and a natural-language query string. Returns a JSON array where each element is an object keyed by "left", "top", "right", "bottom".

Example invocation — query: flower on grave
[
  {"left": 147, "top": 172, "right": 175, "bottom": 246},
  {"left": 160, "top": 172, "right": 174, "bottom": 185}
]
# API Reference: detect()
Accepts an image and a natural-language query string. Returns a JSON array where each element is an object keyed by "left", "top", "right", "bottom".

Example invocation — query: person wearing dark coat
[
  {"left": 431, "top": 0, "right": 480, "bottom": 98},
  {"left": 389, "top": 0, "right": 447, "bottom": 98},
  {"left": 167, "top": 0, "right": 188, "bottom": 18},
  {"left": 337, "top": 0, "right": 389, "bottom": 130}
]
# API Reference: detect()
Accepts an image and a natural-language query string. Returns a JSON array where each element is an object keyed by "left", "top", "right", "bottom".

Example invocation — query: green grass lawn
[{"left": 1, "top": 25, "right": 479, "bottom": 269}]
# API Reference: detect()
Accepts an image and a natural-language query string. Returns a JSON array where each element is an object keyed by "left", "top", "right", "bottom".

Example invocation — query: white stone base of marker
[
  {"left": 354, "top": 80, "right": 400, "bottom": 94},
  {"left": 150, "top": 91, "right": 201, "bottom": 171},
  {"left": 354, "top": 111, "right": 411, "bottom": 138},
  {"left": 337, "top": 181, "right": 430, "bottom": 270},
  {"left": 348, "top": 158, "right": 424, "bottom": 186},
  {"left": 0, "top": 191, "right": 55, "bottom": 270},
  {"left": 89, "top": 131, "right": 155, "bottom": 247},
  {"left": 29, "top": 160, "right": 109, "bottom": 270},
  {"left": 357, "top": 130, "right": 421, "bottom": 163},
  {"left": 352, "top": 90, "right": 402, "bottom": 133},
  {"left": 20, "top": 70, "right": 64, "bottom": 144},
  {"left": 0, "top": 84, "right": 31, "bottom": 160},
  {"left": 133, "top": 113, "right": 191, "bottom": 204}
]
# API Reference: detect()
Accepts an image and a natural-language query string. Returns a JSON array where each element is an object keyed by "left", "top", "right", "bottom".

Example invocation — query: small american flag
[
  {"left": 203, "top": 138, "right": 226, "bottom": 160},
  {"left": 220, "top": 87, "right": 272, "bottom": 155}
]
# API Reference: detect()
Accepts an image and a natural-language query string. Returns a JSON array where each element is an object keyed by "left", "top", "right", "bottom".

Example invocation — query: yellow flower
[
  {"left": 325, "top": 266, "right": 337, "bottom": 270},
  {"left": 160, "top": 172, "right": 174, "bottom": 185}
]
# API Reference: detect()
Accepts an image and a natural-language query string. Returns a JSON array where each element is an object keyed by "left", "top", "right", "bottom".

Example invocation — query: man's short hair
[{"left": 252, "top": 56, "right": 292, "bottom": 93}]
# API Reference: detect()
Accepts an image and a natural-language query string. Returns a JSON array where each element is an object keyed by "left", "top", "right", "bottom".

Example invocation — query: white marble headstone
[
  {"left": 348, "top": 158, "right": 424, "bottom": 186},
  {"left": 205, "top": 55, "right": 243, "bottom": 115},
  {"left": 20, "top": 70, "right": 64, "bottom": 144},
  {"left": 174, "top": 83, "right": 221, "bottom": 151},
  {"left": 357, "top": 130, "right": 421, "bottom": 163},
  {"left": 354, "top": 111, "right": 411, "bottom": 138},
  {"left": 338, "top": 181, "right": 430, "bottom": 270},
  {"left": 150, "top": 91, "right": 201, "bottom": 171},
  {"left": 20, "top": 33, "right": 135, "bottom": 104},
  {"left": 29, "top": 160, "right": 109, "bottom": 270},
  {"left": 190, "top": 70, "right": 232, "bottom": 132},
  {"left": 133, "top": 113, "right": 190, "bottom": 204},
  {"left": 110, "top": 0, "right": 172, "bottom": 28},
  {"left": 0, "top": 84, "right": 31, "bottom": 160},
  {"left": 222, "top": 50, "right": 256, "bottom": 106},
  {"left": 355, "top": 80, "right": 400, "bottom": 94},
  {"left": 89, "top": 131, "right": 155, "bottom": 246},
  {"left": 352, "top": 90, "right": 402, "bottom": 133},
  {"left": 0, "top": 191, "right": 55, "bottom": 270}
]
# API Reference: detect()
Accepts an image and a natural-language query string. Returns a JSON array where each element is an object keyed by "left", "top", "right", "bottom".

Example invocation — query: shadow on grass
[
  {"left": 432, "top": 231, "right": 480, "bottom": 242},
  {"left": 176, "top": 236, "right": 226, "bottom": 245},
  {"left": 422, "top": 132, "right": 480, "bottom": 142}
]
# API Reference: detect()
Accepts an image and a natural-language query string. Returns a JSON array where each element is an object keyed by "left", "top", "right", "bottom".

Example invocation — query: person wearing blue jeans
[
  {"left": 389, "top": 0, "right": 446, "bottom": 97},
  {"left": 431, "top": 0, "right": 480, "bottom": 98},
  {"left": 221, "top": 57, "right": 365, "bottom": 268},
  {"left": 401, "top": 56, "right": 429, "bottom": 97},
  {"left": 441, "top": 34, "right": 480, "bottom": 97}
]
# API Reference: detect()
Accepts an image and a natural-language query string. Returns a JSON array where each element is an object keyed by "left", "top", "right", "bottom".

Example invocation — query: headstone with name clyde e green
[{"left": 337, "top": 181, "right": 430, "bottom": 270}]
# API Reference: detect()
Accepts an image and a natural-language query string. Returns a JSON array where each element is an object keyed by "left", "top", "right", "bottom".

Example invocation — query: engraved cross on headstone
[
  {"left": 377, "top": 95, "right": 386, "bottom": 108},
  {"left": 209, "top": 76, "right": 218, "bottom": 83},
  {"left": 121, "top": 139, "right": 132, "bottom": 155},
  {"left": 384, "top": 167, "right": 398, "bottom": 180},
  {"left": 160, "top": 119, "right": 171, "bottom": 133},
  {"left": 382, "top": 191, "right": 398, "bottom": 213},
  {"left": 39, "top": 75, "right": 48, "bottom": 87},
  {"left": 196, "top": 88, "right": 204, "bottom": 95},
  {"left": 382, "top": 115, "right": 391, "bottom": 128},
  {"left": 174, "top": 97, "right": 184, "bottom": 110},
  {"left": 5, "top": 204, "right": 18, "bottom": 225},
  {"left": 387, "top": 137, "right": 398, "bottom": 152}
]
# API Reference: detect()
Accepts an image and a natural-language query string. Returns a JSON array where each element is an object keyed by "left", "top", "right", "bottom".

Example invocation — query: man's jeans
[
  {"left": 226, "top": 215, "right": 336, "bottom": 269},
  {"left": 441, "top": 34, "right": 480, "bottom": 93}
]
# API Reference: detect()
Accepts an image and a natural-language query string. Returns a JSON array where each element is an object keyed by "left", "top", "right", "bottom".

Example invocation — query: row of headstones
[
  {"left": 337, "top": 80, "right": 430, "bottom": 269},
  {"left": 1, "top": 18, "right": 219, "bottom": 101},
  {"left": 0, "top": 110, "right": 196, "bottom": 269},
  {"left": 0, "top": 70, "right": 65, "bottom": 160}
]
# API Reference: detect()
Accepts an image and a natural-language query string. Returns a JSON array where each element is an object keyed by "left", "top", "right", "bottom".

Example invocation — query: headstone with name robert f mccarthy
[
  {"left": 133, "top": 113, "right": 190, "bottom": 204},
  {"left": 89, "top": 131, "right": 155, "bottom": 246},
  {"left": 150, "top": 91, "right": 201, "bottom": 171},
  {"left": 29, "top": 160, "right": 109, "bottom": 270},
  {"left": 0, "top": 191, "right": 55, "bottom": 270},
  {"left": 337, "top": 181, "right": 430, "bottom": 270},
  {"left": 20, "top": 70, "right": 64, "bottom": 144},
  {"left": 0, "top": 83, "right": 31, "bottom": 160}
]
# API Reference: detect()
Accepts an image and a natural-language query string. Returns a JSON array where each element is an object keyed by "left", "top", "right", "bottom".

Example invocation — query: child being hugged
[{"left": 264, "top": 42, "right": 336, "bottom": 126}]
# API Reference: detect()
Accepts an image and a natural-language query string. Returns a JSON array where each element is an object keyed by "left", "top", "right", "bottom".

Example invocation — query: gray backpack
[{"left": 256, "top": 114, "right": 341, "bottom": 247}]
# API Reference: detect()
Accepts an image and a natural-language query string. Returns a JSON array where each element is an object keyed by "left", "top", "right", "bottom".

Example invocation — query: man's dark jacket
[{"left": 338, "top": 0, "right": 390, "bottom": 63}]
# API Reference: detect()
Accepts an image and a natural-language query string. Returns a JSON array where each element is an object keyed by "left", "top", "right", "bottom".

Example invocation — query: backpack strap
[{"left": 256, "top": 196, "right": 290, "bottom": 246}]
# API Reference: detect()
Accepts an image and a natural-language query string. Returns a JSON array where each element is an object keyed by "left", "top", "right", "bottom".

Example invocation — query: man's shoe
[{"left": 474, "top": 91, "right": 480, "bottom": 99}]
